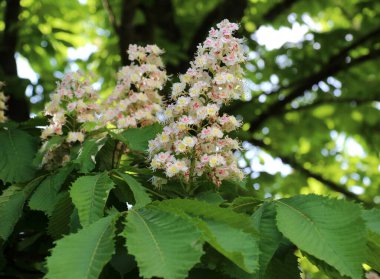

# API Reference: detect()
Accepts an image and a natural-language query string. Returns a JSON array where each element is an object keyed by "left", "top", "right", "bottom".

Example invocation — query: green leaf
[
  {"left": 46, "top": 215, "right": 116, "bottom": 279},
  {"left": 157, "top": 199, "right": 260, "bottom": 273},
  {"left": 95, "top": 137, "right": 116, "bottom": 171},
  {"left": 362, "top": 208, "right": 380, "bottom": 270},
  {"left": 0, "top": 176, "right": 44, "bottom": 240},
  {"left": 48, "top": 192, "right": 74, "bottom": 239},
  {"left": 305, "top": 253, "right": 349, "bottom": 279},
  {"left": 188, "top": 268, "right": 231, "bottom": 279},
  {"left": 366, "top": 232, "right": 380, "bottom": 271},
  {"left": 116, "top": 171, "right": 151, "bottom": 209},
  {"left": 112, "top": 123, "right": 162, "bottom": 151},
  {"left": 28, "top": 165, "right": 73, "bottom": 215},
  {"left": 362, "top": 208, "right": 380, "bottom": 235},
  {"left": 275, "top": 195, "right": 366, "bottom": 279},
  {"left": 123, "top": 206, "right": 204, "bottom": 279},
  {"left": 251, "top": 202, "right": 283, "bottom": 278},
  {"left": 231, "top": 197, "right": 261, "bottom": 214},
  {"left": 0, "top": 128, "right": 37, "bottom": 183},
  {"left": 198, "top": 219, "right": 259, "bottom": 273},
  {"left": 158, "top": 199, "right": 258, "bottom": 233},
  {"left": 70, "top": 172, "right": 115, "bottom": 227},
  {"left": 74, "top": 137, "right": 107, "bottom": 173},
  {"left": 264, "top": 249, "right": 300, "bottom": 279},
  {"left": 196, "top": 191, "right": 225, "bottom": 205}
]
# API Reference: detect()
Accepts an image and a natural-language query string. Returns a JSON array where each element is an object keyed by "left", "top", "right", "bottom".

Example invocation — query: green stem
[
  {"left": 144, "top": 188, "right": 167, "bottom": 199},
  {"left": 186, "top": 149, "right": 196, "bottom": 195}
]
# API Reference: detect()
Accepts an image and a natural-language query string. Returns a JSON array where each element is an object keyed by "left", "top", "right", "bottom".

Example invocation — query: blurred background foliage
[{"left": 0, "top": 0, "right": 379, "bottom": 277}]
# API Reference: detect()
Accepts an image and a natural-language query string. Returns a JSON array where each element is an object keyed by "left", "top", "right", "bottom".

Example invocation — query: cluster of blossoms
[
  {"left": 40, "top": 72, "right": 101, "bottom": 167},
  {"left": 101, "top": 45, "right": 167, "bottom": 129},
  {"left": 0, "top": 82, "right": 8, "bottom": 123},
  {"left": 148, "top": 19, "right": 246, "bottom": 186}
]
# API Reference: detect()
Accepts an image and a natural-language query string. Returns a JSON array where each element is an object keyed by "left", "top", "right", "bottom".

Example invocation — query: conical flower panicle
[
  {"left": 40, "top": 71, "right": 101, "bottom": 168},
  {"left": 102, "top": 44, "right": 167, "bottom": 129},
  {"left": 148, "top": 19, "right": 246, "bottom": 187}
]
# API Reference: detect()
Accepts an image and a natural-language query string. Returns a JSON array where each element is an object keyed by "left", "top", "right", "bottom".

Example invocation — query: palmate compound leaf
[
  {"left": 74, "top": 137, "right": 107, "bottom": 173},
  {"left": 70, "top": 172, "right": 115, "bottom": 227},
  {"left": 0, "top": 128, "right": 38, "bottom": 183},
  {"left": 156, "top": 199, "right": 260, "bottom": 274},
  {"left": 0, "top": 176, "right": 45, "bottom": 240},
  {"left": 45, "top": 215, "right": 116, "bottom": 279},
  {"left": 123, "top": 206, "right": 204, "bottom": 279},
  {"left": 275, "top": 194, "right": 366, "bottom": 279},
  {"left": 116, "top": 171, "right": 152, "bottom": 209},
  {"left": 28, "top": 164, "right": 73, "bottom": 216}
]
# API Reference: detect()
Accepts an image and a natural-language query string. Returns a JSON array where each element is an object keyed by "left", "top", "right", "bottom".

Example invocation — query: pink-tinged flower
[
  {"left": 215, "top": 167, "right": 229, "bottom": 179},
  {"left": 200, "top": 126, "right": 223, "bottom": 140},
  {"left": 67, "top": 101, "right": 77, "bottom": 112},
  {"left": 218, "top": 114, "right": 241, "bottom": 132}
]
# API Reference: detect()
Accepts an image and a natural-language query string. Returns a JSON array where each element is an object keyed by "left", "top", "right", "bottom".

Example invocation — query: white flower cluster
[
  {"left": 0, "top": 82, "right": 8, "bottom": 123},
  {"left": 42, "top": 71, "right": 100, "bottom": 143},
  {"left": 102, "top": 44, "right": 167, "bottom": 129},
  {"left": 40, "top": 72, "right": 101, "bottom": 168},
  {"left": 148, "top": 19, "right": 246, "bottom": 186}
]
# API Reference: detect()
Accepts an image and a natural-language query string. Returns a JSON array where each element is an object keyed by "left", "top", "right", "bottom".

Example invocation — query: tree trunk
[{"left": 0, "top": 0, "right": 29, "bottom": 121}]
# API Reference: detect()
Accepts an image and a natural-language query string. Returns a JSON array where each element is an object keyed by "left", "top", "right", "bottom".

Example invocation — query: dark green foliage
[
  {"left": 0, "top": 128, "right": 38, "bottom": 183},
  {"left": 1, "top": 0, "right": 380, "bottom": 278}
]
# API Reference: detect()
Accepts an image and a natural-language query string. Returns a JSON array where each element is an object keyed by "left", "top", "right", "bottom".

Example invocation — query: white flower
[
  {"left": 182, "top": 136, "right": 197, "bottom": 148},
  {"left": 208, "top": 154, "right": 226, "bottom": 167},
  {"left": 172, "top": 82, "right": 186, "bottom": 98},
  {"left": 66, "top": 131, "right": 85, "bottom": 143}
]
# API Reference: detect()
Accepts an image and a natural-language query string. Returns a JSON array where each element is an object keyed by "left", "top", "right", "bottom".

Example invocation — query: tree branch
[
  {"left": 249, "top": 138, "right": 371, "bottom": 204},
  {"left": 118, "top": 0, "right": 138, "bottom": 65},
  {"left": 247, "top": 31, "right": 380, "bottom": 133},
  {"left": 284, "top": 96, "right": 380, "bottom": 113},
  {"left": 0, "top": 0, "right": 29, "bottom": 121},
  {"left": 262, "top": 0, "right": 300, "bottom": 22},
  {"left": 102, "top": 0, "right": 119, "bottom": 35},
  {"left": 0, "top": 0, "right": 21, "bottom": 75}
]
